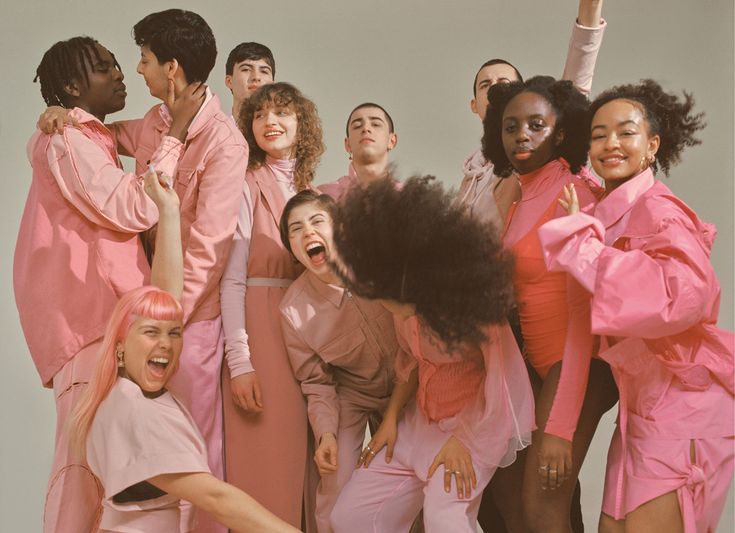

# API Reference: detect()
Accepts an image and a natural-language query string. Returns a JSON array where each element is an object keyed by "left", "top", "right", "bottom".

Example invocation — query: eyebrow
[
  {"left": 591, "top": 119, "right": 638, "bottom": 131},
  {"left": 350, "top": 116, "right": 385, "bottom": 126}
]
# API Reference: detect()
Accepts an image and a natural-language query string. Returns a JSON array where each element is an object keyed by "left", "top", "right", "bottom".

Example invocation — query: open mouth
[
  {"left": 147, "top": 357, "right": 170, "bottom": 379},
  {"left": 264, "top": 130, "right": 283, "bottom": 139},
  {"left": 306, "top": 242, "right": 326, "bottom": 264}
]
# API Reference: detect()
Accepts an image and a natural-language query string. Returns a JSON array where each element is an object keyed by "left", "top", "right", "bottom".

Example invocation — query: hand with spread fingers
[
  {"left": 166, "top": 80, "right": 207, "bottom": 142},
  {"left": 537, "top": 433, "right": 573, "bottom": 491},
  {"left": 37, "top": 106, "right": 76, "bottom": 134},
  {"left": 427, "top": 436, "right": 477, "bottom": 499},
  {"left": 558, "top": 183, "right": 580, "bottom": 215},
  {"left": 358, "top": 413, "right": 397, "bottom": 468}
]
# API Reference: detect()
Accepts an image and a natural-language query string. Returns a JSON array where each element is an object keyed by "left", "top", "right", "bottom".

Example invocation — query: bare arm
[
  {"left": 577, "top": 0, "right": 603, "bottom": 27},
  {"left": 149, "top": 472, "right": 300, "bottom": 533},
  {"left": 145, "top": 170, "right": 183, "bottom": 299}
]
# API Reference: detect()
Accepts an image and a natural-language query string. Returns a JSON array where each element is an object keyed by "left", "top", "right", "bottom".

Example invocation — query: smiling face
[
  {"left": 136, "top": 45, "right": 171, "bottom": 100},
  {"left": 501, "top": 91, "right": 561, "bottom": 174},
  {"left": 471, "top": 63, "right": 521, "bottom": 121},
  {"left": 287, "top": 202, "right": 336, "bottom": 282},
  {"left": 119, "top": 317, "right": 183, "bottom": 394},
  {"left": 226, "top": 58, "right": 274, "bottom": 102},
  {"left": 344, "top": 106, "right": 397, "bottom": 164},
  {"left": 69, "top": 43, "right": 127, "bottom": 120},
  {"left": 251, "top": 103, "right": 298, "bottom": 159},
  {"left": 589, "top": 99, "right": 660, "bottom": 186}
]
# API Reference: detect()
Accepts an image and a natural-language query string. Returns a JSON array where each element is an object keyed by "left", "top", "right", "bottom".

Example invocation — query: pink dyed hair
[{"left": 68, "top": 286, "right": 183, "bottom": 458}]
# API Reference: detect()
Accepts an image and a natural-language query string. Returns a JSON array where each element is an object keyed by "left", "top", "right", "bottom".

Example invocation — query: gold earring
[
  {"left": 116, "top": 349, "right": 125, "bottom": 368},
  {"left": 348, "top": 152, "right": 353, "bottom": 161}
]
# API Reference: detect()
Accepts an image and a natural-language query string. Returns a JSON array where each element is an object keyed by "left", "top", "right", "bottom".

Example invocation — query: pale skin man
[
  {"left": 224, "top": 42, "right": 275, "bottom": 118},
  {"left": 344, "top": 103, "right": 397, "bottom": 183}
]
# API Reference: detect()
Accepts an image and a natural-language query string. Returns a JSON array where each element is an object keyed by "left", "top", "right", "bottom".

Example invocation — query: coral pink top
[
  {"left": 14, "top": 108, "right": 180, "bottom": 386},
  {"left": 110, "top": 91, "right": 249, "bottom": 325},
  {"left": 280, "top": 271, "right": 398, "bottom": 439},
  {"left": 459, "top": 19, "right": 607, "bottom": 227},
  {"left": 87, "top": 378, "right": 210, "bottom": 533},
  {"left": 503, "top": 159, "right": 600, "bottom": 440},
  {"left": 393, "top": 316, "right": 535, "bottom": 468}
]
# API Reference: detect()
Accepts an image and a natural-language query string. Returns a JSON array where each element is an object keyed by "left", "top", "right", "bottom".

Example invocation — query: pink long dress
[
  {"left": 220, "top": 157, "right": 310, "bottom": 528},
  {"left": 539, "top": 169, "right": 734, "bottom": 532}
]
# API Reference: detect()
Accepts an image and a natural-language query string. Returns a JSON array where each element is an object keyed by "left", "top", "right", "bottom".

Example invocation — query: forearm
[
  {"left": 384, "top": 368, "right": 418, "bottom": 420},
  {"left": 150, "top": 204, "right": 183, "bottom": 299},
  {"left": 577, "top": 0, "right": 603, "bottom": 27}
]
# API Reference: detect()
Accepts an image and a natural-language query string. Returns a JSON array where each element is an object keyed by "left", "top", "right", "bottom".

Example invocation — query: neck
[
  {"left": 232, "top": 97, "right": 243, "bottom": 119},
  {"left": 74, "top": 102, "right": 105, "bottom": 122},
  {"left": 315, "top": 269, "right": 343, "bottom": 286},
  {"left": 603, "top": 175, "right": 634, "bottom": 197},
  {"left": 353, "top": 158, "right": 390, "bottom": 185}
]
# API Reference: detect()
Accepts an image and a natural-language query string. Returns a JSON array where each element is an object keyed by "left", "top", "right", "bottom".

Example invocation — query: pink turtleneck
[{"left": 220, "top": 156, "right": 298, "bottom": 377}]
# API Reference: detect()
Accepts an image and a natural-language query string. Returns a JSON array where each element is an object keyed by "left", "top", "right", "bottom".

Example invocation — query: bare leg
[
  {"left": 523, "top": 359, "right": 618, "bottom": 533},
  {"left": 625, "top": 492, "right": 684, "bottom": 533},
  {"left": 598, "top": 512, "right": 624, "bottom": 533}
]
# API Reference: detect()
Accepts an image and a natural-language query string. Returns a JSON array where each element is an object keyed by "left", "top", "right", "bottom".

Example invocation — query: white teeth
[
  {"left": 264, "top": 131, "right": 282, "bottom": 137},
  {"left": 150, "top": 357, "right": 169, "bottom": 364},
  {"left": 306, "top": 242, "right": 322, "bottom": 251}
]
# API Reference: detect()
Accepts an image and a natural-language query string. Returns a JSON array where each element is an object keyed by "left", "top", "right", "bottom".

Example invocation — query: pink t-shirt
[{"left": 87, "top": 378, "right": 210, "bottom": 533}]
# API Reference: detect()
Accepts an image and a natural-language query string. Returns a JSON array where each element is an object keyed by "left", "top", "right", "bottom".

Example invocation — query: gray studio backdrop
[{"left": 0, "top": 1, "right": 732, "bottom": 531}]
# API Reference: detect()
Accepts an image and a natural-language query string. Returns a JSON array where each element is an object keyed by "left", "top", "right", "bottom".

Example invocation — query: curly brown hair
[
  {"left": 239, "top": 82, "right": 325, "bottom": 191},
  {"left": 588, "top": 79, "right": 705, "bottom": 176},
  {"left": 333, "top": 176, "right": 515, "bottom": 348}
]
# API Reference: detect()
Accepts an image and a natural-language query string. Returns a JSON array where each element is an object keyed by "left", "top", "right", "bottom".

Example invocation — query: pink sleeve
[
  {"left": 46, "top": 128, "right": 158, "bottom": 232},
  {"left": 561, "top": 19, "right": 607, "bottom": 96},
  {"left": 220, "top": 185, "right": 254, "bottom": 377},
  {"left": 108, "top": 118, "right": 145, "bottom": 158},
  {"left": 107, "top": 115, "right": 182, "bottom": 177},
  {"left": 281, "top": 311, "right": 339, "bottom": 439},
  {"left": 540, "top": 212, "right": 717, "bottom": 339},
  {"left": 393, "top": 318, "right": 418, "bottom": 384},
  {"left": 544, "top": 278, "right": 594, "bottom": 441},
  {"left": 180, "top": 143, "right": 248, "bottom": 323}
]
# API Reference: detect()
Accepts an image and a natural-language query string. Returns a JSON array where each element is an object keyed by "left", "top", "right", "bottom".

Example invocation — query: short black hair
[
  {"left": 225, "top": 42, "right": 275, "bottom": 76},
  {"left": 35, "top": 36, "right": 114, "bottom": 107},
  {"left": 482, "top": 75, "right": 590, "bottom": 177},
  {"left": 133, "top": 9, "right": 216, "bottom": 83},
  {"left": 589, "top": 79, "right": 706, "bottom": 176},
  {"left": 472, "top": 59, "right": 523, "bottom": 96},
  {"left": 279, "top": 190, "right": 339, "bottom": 254},
  {"left": 334, "top": 176, "right": 514, "bottom": 348},
  {"left": 345, "top": 102, "right": 395, "bottom": 136}
]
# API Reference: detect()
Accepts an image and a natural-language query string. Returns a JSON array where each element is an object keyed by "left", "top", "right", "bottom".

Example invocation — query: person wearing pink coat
[
  {"left": 329, "top": 177, "right": 535, "bottom": 533},
  {"left": 220, "top": 82, "right": 325, "bottom": 530},
  {"left": 278, "top": 190, "right": 401, "bottom": 533},
  {"left": 320, "top": 102, "right": 398, "bottom": 202},
  {"left": 15, "top": 36, "right": 203, "bottom": 533},
  {"left": 539, "top": 80, "right": 734, "bottom": 533},
  {"left": 460, "top": 0, "right": 606, "bottom": 231}
]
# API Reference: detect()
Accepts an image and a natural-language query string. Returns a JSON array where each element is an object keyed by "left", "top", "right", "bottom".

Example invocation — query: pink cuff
[{"left": 149, "top": 136, "right": 183, "bottom": 179}]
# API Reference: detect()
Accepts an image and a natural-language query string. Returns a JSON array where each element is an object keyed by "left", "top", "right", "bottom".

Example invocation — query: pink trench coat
[{"left": 538, "top": 169, "right": 734, "bottom": 532}]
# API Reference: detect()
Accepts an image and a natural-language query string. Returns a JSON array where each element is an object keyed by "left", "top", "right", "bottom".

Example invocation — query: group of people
[{"left": 14, "top": 2, "right": 733, "bottom": 533}]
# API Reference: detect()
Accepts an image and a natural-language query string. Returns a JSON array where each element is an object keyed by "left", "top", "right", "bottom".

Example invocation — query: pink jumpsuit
[
  {"left": 13, "top": 108, "right": 180, "bottom": 533},
  {"left": 538, "top": 169, "right": 734, "bottom": 532},
  {"left": 220, "top": 157, "right": 311, "bottom": 528},
  {"left": 110, "top": 92, "right": 248, "bottom": 533},
  {"left": 458, "top": 18, "right": 607, "bottom": 227},
  {"left": 280, "top": 270, "right": 400, "bottom": 533},
  {"left": 87, "top": 378, "right": 210, "bottom": 533},
  {"left": 331, "top": 316, "right": 535, "bottom": 533}
]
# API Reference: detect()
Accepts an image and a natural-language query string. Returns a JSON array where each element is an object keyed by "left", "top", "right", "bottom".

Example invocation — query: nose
[
  {"left": 114, "top": 68, "right": 124, "bottom": 81},
  {"left": 136, "top": 61, "right": 144, "bottom": 75},
  {"left": 251, "top": 70, "right": 261, "bottom": 82},
  {"left": 604, "top": 132, "right": 620, "bottom": 150},
  {"left": 516, "top": 125, "right": 531, "bottom": 143}
]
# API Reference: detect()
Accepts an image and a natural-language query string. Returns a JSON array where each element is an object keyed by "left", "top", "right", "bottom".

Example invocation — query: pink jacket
[
  {"left": 110, "top": 92, "right": 249, "bottom": 324},
  {"left": 539, "top": 169, "right": 734, "bottom": 441},
  {"left": 459, "top": 18, "right": 607, "bottom": 227},
  {"left": 280, "top": 271, "right": 398, "bottom": 440},
  {"left": 14, "top": 108, "right": 180, "bottom": 386}
]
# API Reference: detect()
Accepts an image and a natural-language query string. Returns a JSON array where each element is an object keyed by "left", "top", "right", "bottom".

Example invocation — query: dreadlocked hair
[
  {"left": 34, "top": 37, "right": 111, "bottom": 107},
  {"left": 334, "top": 176, "right": 515, "bottom": 349},
  {"left": 588, "top": 79, "right": 706, "bottom": 176}
]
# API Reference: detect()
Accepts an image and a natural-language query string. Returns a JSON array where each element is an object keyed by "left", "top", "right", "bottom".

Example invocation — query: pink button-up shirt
[
  {"left": 459, "top": 18, "right": 607, "bottom": 227},
  {"left": 539, "top": 169, "right": 734, "bottom": 441},
  {"left": 110, "top": 92, "right": 249, "bottom": 325},
  {"left": 318, "top": 164, "right": 359, "bottom": 202},
  {"left": 280, "top": 271, "right": 398, "bottom": 440},
  {"left": 14, "top": 108, "right": 181, "bottom": 386}
]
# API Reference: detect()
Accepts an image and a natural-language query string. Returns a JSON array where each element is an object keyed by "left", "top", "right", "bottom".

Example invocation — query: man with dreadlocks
[{"left": 14, "top": 36, "right": 200, "bottom": 533}]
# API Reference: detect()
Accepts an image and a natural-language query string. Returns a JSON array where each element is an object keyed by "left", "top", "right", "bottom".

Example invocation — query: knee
[
  {"left": 523, "top": 494, "right": 570, "bottom": 533},
  {"left": 330, "top": 494, "right": 354, "bottom": 533}
]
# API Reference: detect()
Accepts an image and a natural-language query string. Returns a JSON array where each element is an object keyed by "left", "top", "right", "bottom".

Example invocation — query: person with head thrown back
[
  {"left": 14, "top": 35, "right": 202, "bottom": 533},
  {"left": 538, "top": 80, "right": 734, "bottom": 533},
  {"left": 219, "top": 82, "right": 325, "bottom": 529},
  {"left": 68, "top": 155, "right": 300, "bottom": 533},
  {"left": 37, "top": 18, "right": 249, "bottom": 531},
  {"left": 277, "top": 190, "right": 404, "bottom": 533},
  {"left": 481, "top": 74, "right": 619, "bottom": 532},
  {"left": 319, "top": 102, "right": 398, "bottom": 202},
  {"left": 460, "top": 0, "right": 606, "bottom": 231},
  {"left": 328, "top": 177, "right": 535, "bottom": 533},
  {"left": 225, "top": 41, "right": 276, "bottom": 118}
]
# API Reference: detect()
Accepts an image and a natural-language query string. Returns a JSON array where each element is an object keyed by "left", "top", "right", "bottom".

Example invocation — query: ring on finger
[
  {"left": 548, "top": 469, "right": 558, "bottom": 474},
  {"left": 538, "top": 465, "right": 550, "bottom": 472}
]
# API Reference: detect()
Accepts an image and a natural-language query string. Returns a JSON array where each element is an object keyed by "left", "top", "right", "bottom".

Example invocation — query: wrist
[
  {"left": 319, "top": 432, "right": 336, "bottom": 443},
  {"left": 168, "top": 123, "right": 188, "bottom": 142}
]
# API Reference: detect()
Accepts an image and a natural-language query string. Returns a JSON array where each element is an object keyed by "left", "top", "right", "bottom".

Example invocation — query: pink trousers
[
  {"left": 166, "top": 317, "right": 225, "bottom": 533},
  {"left": 331, "top": 402, "right": 496, "bottom": 533},
  {"left": 315, "top": 388, "right": 388, "bottom": 533},
  {"left": 45, "top": 339, "right": 103, "bottom": 533}
]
